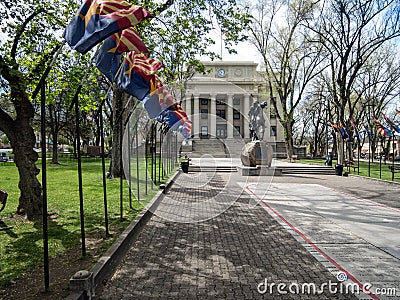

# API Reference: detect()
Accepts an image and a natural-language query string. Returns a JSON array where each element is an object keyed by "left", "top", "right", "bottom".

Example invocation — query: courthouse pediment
[{"left": 186, "top": 77, "right": 255, "bottom": 95}]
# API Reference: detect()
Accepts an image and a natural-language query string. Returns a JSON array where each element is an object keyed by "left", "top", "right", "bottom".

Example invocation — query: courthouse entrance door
[{"left": 216, "top": 124, "right": 227, "bottom": 139}]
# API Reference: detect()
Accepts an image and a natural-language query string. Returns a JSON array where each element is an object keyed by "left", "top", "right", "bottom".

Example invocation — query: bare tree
[
  {"left": 309, "top": 0, "right": 400, "bottom": 164},
  {"left": 247, "top": 0, "right": 326, "bottom": 158}
]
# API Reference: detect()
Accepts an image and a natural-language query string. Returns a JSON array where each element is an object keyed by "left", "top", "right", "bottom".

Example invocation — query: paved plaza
[{"left": 97, "top": 160, "right": 399, "bottom": 299}]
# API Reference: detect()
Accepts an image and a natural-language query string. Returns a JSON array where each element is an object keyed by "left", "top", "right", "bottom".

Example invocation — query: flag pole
[{"left": 391, "top": 135, "right": 395, "bottom": 181}]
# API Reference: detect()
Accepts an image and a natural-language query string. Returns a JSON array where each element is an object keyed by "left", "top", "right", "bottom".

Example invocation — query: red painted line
[
  {"left": 327, "top": 187, "right": 400, "bottom": 214},
  {"left": 245, "top": 185, "right": 379, "bottom": 300}
]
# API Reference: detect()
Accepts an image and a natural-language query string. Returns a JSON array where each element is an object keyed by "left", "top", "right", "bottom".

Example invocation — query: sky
[{"left": 202, "top": 23, "right": 263, "bottom": 65}]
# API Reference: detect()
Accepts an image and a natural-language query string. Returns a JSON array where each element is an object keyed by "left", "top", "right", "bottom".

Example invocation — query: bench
[
  {"left": 344, "top": 160, "right": 359, "bottom": 172},
  {"left": 0, "top": 190, "right": 13, "bottom": 231},
  {"left": 290, "top": 155, "right": 298, "bottom": 162},
  {"left": 388, "top": 165, "right": 400, "bottom": 178},
  {"left": 0, "top": 190, "right": 7, "bottom": 213}
]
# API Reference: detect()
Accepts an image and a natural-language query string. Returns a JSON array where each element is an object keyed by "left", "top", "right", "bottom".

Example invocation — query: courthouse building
[{"left": 182, "top": 61, "right": 286, "bottom": 157}]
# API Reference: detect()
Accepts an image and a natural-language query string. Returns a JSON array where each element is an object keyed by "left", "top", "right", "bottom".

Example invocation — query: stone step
[
  {"left": 188, "top": 165, "right": 237, "bottom": 172},
  {"left": 279, "top": 166, "right": 335, "bottom": 175}
]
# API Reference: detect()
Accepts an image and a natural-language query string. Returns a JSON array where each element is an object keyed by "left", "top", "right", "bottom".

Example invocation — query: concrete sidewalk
[{"left": 94, "top": 165, "right": 400, "bottom": 299}]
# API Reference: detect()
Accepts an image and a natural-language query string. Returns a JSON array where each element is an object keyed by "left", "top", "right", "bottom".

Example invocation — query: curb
[{"left": 66, "top": 170, "right": 181, "bottom": 300}]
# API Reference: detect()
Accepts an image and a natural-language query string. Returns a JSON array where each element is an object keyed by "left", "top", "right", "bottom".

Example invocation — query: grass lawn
[
  {"left": 298, "top": 158, "right": 400, "bottom": 183},
  {"left": 0, "top": 157, "right": 176, "bottom": 287}
]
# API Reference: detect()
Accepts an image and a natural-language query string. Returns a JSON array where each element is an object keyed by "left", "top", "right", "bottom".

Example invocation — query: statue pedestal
[
  {"left": 240, "top": 140, "right": 273, "bottom": 167},
  {"left": 239, "top": 140, "right": 278, "bottom": 176}
]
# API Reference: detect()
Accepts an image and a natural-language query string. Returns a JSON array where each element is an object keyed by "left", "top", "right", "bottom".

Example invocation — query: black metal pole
[
  {"left": 159, "top": 129, "right": 162, "bottom": 183},
  {"left": 357, "top": 138, "right": 360, "bottom": 175},
  {"left": 73, "top": 86, "right": 86, "bottom": 256},
  {"left": 150, "top": 123, "right": 154, "bottom": 184},
  {"left": 379, "top": 149, "right": 382, "bottom": 179},
  {"left": 136, "top": 123, "right": 140, "bottom": 201},
  {"left": 368, "top": 138, "right": 371, "bottom": 177},
  {"left": 100, "top": 108, "right": 109, "bottom": 237},
  {"left": 128, "top": 119, "right": 133, "bottom": 209},
  {"left": 392, "top": 135, "right": 395, "bottom": 181},
  {"left": 153, "top": 123, "right": 157, "bottom": 185},
  {"left": 145, "top": 132, "right": 148, "bottom": 195},
  {"left": 120, "top": 116, "right": 123, "bottom": 219},
  {"left": 41, "top": 80, "right": 50, "bottom": 291}
]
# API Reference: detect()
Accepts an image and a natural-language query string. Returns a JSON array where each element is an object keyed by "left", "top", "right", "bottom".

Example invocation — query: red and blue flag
[
  {"left": 349, "top": 120, "right": 359, "bottom": 139},
  {"left": 339, "top": 123, "right": 351, "bottom": 142},
  {"left": 96, "top": 27, "right": 149, "bottom": 81},
  {"left": 382, "top": 113, "right": 400, "bottom": 134},
  {"left": 63, "top": 0, "right": 153, "bottom": 54},
  {"left": 373, "top": 118, "right": 393, "bottom": 137},
  {"left": 117, "top": 51, "right": 162, "bottom": 101}
]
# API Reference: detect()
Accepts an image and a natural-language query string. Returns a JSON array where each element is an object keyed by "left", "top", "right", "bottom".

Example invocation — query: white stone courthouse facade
[{"left": 182, "top": 61, "right": 286, "bottom": 157}]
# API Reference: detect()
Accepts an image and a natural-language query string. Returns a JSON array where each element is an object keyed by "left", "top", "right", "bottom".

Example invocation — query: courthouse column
[
  {"left": 193, "top": 94, "right": 200, "bottom": 139},
  {"left": 185, "top": 95, "right": 192, "bottom": 137},
  {"left": 210, "top": 94, "right": 217, "bottom": 138},
  {"left": 227, "top": 94, "right": 234, "bottom": 139},
  {"left": 243, "top": 94, "right": 250, "bottom": 139}
]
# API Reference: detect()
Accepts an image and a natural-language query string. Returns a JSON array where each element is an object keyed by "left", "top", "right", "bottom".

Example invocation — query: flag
[
  {"left": 157, "top": 103, "right": 192, "bottom": 138},
  {"left": 339, "top": 123, "right": 351, "bottom": 142},
  {"left": 117, "top": 52, "right": 162, "bottom": 101},
  {"left": 350, "top": 119, "right": 359, "bottom": 138},
  {"left": 141, "top": 77, "right": 163, "bottom": 118},
  {"left": 95, "top": 27, "right": 149, "bottom": 81},
  {"left": 329, "top": 122, "right": 339, "bottom": 132},
  {"left": 127, "top": 52, "right": 163, "bottom": 80},
  {"left": 363, "top": 123, "right": 372, "bottom": 140},
  {"left": 373, "top": 118, "right": 393, "bottom": 137},
  {"left": 382, "top": 113, "right": 400, "bottom": 133},
  {"left": 150, "top": 83, "right": 177, "bottom": 110},
  {"left": 63, "top": 0, "right": 153, "bottom": 54}
]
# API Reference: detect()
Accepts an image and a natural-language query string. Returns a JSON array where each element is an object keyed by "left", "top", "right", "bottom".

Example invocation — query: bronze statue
[{"left": 249, "top": 101, "right": 267, "bottom": 141}]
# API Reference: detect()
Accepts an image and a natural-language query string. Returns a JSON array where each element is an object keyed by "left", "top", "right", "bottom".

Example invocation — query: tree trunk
[
  {"left": 109, "top": 87, "right": 131, "bottom": 178},
  {"left": 8, "top": 99, "right": 42, "bottom": 220},
  {"left": 51, "top": 132, "right": 59, "bottom": 164},
  {"left": 283, "top": 121, "right": 294, "bottom": 158}
]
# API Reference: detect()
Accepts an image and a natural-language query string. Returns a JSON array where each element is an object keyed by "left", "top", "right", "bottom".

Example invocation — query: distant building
[{"left": 182, "top": 61, "right": 286, "bottom": 157}]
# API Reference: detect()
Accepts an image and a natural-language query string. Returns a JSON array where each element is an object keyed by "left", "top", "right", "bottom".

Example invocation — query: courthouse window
[
  {"left": 216, "top": 100, "right": 226, "bottom": 105},
  {"left": 201, "top": 126, "right": 208, "bottom": 136},
  {"left": 216, "top": 109, "right": 226, "bottom": 119},
  {"left": 233, "top": 109, "right": 241, "bottom": 119},
  {"left": 201, "top": 99, "right": 208, "bottom": 105},
  {"left": 233, "top": 97, "right": 240, "bottom": 105},
  {"left": 270, "top": 126, "right": 277, "bottom": 137},
  {"left": 201, "top": 109, "right": 208, "bottom": 119}
]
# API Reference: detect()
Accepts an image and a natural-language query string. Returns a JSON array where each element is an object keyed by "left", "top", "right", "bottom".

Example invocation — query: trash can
[
  {"left": 334, "top": 164, "right": 343, "bottom": 176},
  {"left": 181, "top": 161, "right": 189, "bottom": 173}
]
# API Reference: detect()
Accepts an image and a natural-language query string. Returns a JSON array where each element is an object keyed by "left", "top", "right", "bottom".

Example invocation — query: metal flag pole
[
  {"left": 72, "top": 85, "right": 86, "bottom": 256},
  {"left": 135, "top": 122, "right": 141, "bottom": 202},
  {"left": 40, "top": 80, "right": 50, "bottom": 291},
  {"left": 99, "top": 106, "right": 109, "bottom": 236},
  {"left": 31, "top": 41, "right": 65, "bottom": 292},
  {"left": 391, "top": 135, "right": 395, "bottom": 181},
  {"left": 128, "top": 119, "right": 133, "bottom": 210}
]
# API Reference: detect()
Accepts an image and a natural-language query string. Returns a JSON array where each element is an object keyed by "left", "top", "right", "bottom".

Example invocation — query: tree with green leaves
[{"left": 0, "top": 0, "right": 79, "bottom": 219}]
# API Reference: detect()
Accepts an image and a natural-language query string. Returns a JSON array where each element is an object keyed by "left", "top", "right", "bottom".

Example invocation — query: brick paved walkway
[{"left": 98, "top": 172, "right": 357, "bottom": 299}]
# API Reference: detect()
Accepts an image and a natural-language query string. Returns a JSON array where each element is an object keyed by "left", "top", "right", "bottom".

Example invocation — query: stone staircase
[
  {"left": 278, "top": 164, "right": 336, "bottom": 175},
  {"left": 188, "top": 165, "right": 238, "bottom": 172},
  {"left": 190, "top": 139, "right": 227, "bottom": 158}
]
